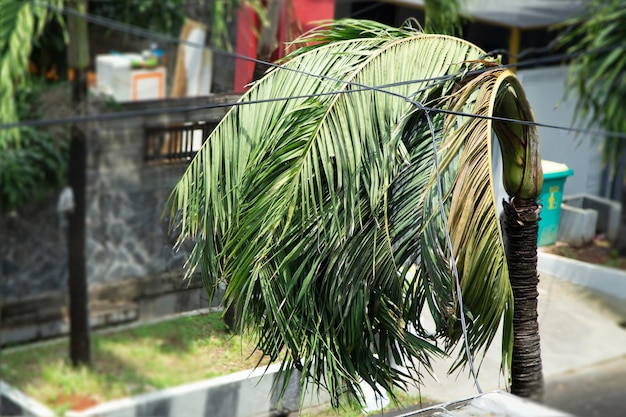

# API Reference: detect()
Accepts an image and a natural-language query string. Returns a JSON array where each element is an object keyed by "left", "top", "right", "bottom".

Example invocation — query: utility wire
[
  {"left": 50, "top": 3, "right": 622, "bottom": 93},
  {"left": 418, "top": 99, "right": 484, "bottom": 394},
  {"left": 2, "top": 87, "right": 625, "bottom": 140},
  {"left": 7, "top": 4, "right": 625, "bottom": 140}
]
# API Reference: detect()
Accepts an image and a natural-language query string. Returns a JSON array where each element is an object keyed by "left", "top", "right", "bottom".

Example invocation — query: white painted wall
[{"left": 517, "top": 66, "right": 604, "bottom": 197}]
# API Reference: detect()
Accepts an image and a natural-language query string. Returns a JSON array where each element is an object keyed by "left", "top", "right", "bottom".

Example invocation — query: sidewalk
[{"left": 404, "top": 272, "right": 626, "bottom": 405}]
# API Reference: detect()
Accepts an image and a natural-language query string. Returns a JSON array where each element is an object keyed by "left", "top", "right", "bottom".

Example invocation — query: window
[{"left": 144, "top": 121, "right": 217, "bottom": 163}]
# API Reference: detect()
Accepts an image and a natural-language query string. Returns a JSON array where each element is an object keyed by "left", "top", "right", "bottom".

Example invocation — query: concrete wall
[
  {"left": 1, "top": 94, "right": 239, "bottom": 345},
  {"left": 517, "top": 66, "right": 605, "bottom": 197}
]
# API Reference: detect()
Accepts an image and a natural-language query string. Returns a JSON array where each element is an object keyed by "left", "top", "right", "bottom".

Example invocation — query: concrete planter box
[
  {"left": 557, "top": 203, "right": 598, "bottom": 247},
  {"left": 1, "top": 364, "right": 330, "bottom": 417},
  {"left": 561, "top": 194, "right": 621, "bottom": 244}
]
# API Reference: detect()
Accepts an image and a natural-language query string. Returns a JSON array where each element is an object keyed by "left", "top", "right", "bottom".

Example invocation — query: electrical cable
[
  {"left": 416, "top": 100, "right": 484, "bottom": 394},
  {"left": 6, "top": 4, "right": 625, "bottom": 140},
  {"left": 2, "top": 85, "right": 625, "bottom": 140},
  {"left": 49, "top": 3, "right": 623, "bottom": 93}
]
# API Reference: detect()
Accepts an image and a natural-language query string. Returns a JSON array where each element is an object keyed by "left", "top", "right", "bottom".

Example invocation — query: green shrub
[
  {"left": 0, "top": 81, "right": 69, "bottom": 212},
  {"left": 89, "top": 0, "right": 187, "bottom": 37}
]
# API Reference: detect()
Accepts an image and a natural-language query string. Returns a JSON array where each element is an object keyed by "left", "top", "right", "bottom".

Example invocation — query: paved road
[
  {"left": 544, "top": 356, "right": 626, "bottom": 417},
  {"left": 542, "top": 286, "right": 626, "bottom": 417},
  {"left": 380, "top": 357, "right": 626, "bottom": 417}
]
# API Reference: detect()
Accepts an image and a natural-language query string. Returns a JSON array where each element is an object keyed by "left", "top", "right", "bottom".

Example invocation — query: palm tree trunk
[{"left": 502, "top": 197, "right": 544, "bottom": 401}]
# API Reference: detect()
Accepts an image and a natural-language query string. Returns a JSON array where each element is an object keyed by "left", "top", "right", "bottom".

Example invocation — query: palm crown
[{"left": 168, "top": 19, "right": 542, "bottom": 405}]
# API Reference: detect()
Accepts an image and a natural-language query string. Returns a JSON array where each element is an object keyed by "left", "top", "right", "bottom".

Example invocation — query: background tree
[
  {"left": 0, "top": 0, "right": 67, "bottom": 211},
  {"left": 0, "top": 0, "right": 188, "bottom": 211},
  {"left": 558, "top": 0, "right": 626, "bottom": 253},
  {"left": 423, "top": 0, "right": 463, "bottom": 35},
  {"left": 168, "top": 19, "right": 544, "bottom": 405}
]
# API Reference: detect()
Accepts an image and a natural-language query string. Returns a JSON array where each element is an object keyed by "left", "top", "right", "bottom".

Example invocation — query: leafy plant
[
  {"left": 0, "top": 81, "right": 69, "bottom": 211},
  {"left": 0, "top": 0, "right": 64, "bottom": 143},
  {"left": 202, "top": 0, "right": 271, "bottom": 51},
  {"left": 558, "top": 0, "right": 626, "bottom": 165},
  {"left": 89, "top": 0, "right": 187, "bottom": 37}
]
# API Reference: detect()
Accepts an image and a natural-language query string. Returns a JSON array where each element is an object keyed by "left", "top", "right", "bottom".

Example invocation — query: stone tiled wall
[
  {"left": 1, "top": 196, "right": 68, "bottom": 299},
  {"left": 1, "top": 94, "right": 240, "bottom": 344}
]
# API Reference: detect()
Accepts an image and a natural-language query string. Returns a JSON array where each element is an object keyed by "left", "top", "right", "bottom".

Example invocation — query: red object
[
  {"left": 292, "top": 0, "right": 335, "bottom": 33},
  {"left": 233, "top": 6, "right": 259, "bottom": 93},
  {"left": 233, "top": 0, "right": 335, "bottom": 92}
]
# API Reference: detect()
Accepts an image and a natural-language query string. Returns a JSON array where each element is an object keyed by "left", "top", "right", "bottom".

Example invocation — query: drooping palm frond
[
  {"left": 168, "top": 19, "right": 539, "bottom": 406},
  {"left": 0, "top": 0, "right": 64, "bottom": 145}
]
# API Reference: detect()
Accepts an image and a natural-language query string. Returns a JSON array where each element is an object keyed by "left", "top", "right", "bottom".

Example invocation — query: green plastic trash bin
[{"left": 537, "top": 160, "right": 574, "bottom": 246}]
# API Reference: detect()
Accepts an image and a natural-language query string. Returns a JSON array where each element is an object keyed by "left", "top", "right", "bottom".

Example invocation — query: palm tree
[
  {"left": 558, "top": 0, "right": 626, "bottom": 254},
  {"left": 168, "top": 19, "right": 544, "bottom": 404}
]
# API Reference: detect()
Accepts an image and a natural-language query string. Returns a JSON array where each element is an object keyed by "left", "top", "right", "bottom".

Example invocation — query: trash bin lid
[{"left": 542, "top": 160, "right": 574, "bottom": 180}]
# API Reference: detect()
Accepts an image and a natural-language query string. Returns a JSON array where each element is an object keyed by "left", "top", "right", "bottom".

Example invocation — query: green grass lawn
[
  {"left": 0, "top": 312, "right": 269, "bottom": 413},
  {"left": 1, "top": 311, "right": 430, "bottom": 416}
]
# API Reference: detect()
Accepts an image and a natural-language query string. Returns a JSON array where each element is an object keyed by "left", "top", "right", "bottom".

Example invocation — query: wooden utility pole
[{"left": 67, "top": 0, "right": 91, "bottom": 367}]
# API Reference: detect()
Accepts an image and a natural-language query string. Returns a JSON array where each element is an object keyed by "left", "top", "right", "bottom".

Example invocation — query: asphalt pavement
[{"left": 544, "top": 355, "right": 626, "bottom": 417}]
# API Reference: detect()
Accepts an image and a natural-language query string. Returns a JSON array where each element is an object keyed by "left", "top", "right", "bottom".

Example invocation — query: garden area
[
  {"left": 1, "top": 311, "right": 427, "bottom": 416},
  {"left": 1, "top": 312, "right": 268, "bottom": 414}
]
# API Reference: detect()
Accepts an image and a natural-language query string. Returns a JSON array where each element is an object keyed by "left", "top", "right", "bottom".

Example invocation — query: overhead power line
[
  {"left": 1, "top": 86, "right": 625, "bottom": 140},
  {"left": 50, "top": 3, "right": 620, "bottom": 89},
  {"left": 3, "top": 3, "right": 621, "bottom": 140},
  {"left": 5, "top": 2, "right": 614, "bottom": 398}
]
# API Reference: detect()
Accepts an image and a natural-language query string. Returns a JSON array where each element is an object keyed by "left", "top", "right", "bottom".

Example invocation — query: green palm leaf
[
  {"left": 0, "top": 0, "right": 64, "bottom": 146},
  {"left": 168, "top": 19, "right": 539, "bottom": 405},
  {"left": 558, "top": 0, "right": 626, "bottom": 164}
]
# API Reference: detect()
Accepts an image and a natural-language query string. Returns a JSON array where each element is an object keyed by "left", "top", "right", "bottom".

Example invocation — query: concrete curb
[
  {"left": 538, "top": 251, "right": 626, "bottom": 300},
  {"left": 0, "top": 381, "right": 55, "bottom": 417},
  {"left": 1, "top": 365, "right": 330, "bottom": 417}
]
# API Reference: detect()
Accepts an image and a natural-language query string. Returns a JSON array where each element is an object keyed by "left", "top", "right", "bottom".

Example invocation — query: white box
[{"left": 96, "top": 54, "right": 166, "bottom": 102}]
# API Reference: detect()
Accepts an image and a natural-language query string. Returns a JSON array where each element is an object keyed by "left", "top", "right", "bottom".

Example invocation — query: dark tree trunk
[
  {"left": 223, "top": 302, "right": 238, "bottom": 332},
  {"left": 68, "top": 123, "right": 91, "bottom": 366},
  {"left": 503, "top": 197, "right": 544, "bottom": 401},
  {"left": 67, "top": 0, "right": 91, "bottom": 367}
]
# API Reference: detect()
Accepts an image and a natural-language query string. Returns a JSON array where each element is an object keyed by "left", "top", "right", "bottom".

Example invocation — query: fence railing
[{"left": 145, "top": 121, "right": 218, "bottom": 163}]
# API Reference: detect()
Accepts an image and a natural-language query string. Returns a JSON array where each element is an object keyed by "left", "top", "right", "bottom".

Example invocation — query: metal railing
[{"left": 144, "top": 121, "right": 217, "bottom": 163}]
